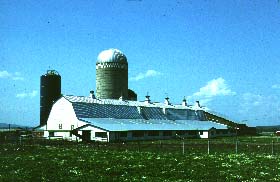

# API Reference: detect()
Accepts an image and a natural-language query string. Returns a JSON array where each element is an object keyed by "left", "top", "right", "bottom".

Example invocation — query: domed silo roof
[
  {"left": 96, "top": 48, "right": 128, "bottom": 100},
  {"left": 96, "top": 48, "right": 127, "bottom": 64}
]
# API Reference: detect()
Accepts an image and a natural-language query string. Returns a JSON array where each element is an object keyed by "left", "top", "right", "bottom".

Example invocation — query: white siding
[
  {"left": 43, "top": 131, "right": 49, "bottom": 137},
  {"left": 46, "top": 97, "right": 87, "bottom": 131},
  {"left": 78, "top": 125, "right": 108, "bottom": 142},
  {"left": 199, "top": 131, "right": 209, "bottom": 139}
]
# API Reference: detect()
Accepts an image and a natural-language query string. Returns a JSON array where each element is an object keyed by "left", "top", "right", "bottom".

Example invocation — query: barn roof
[
  {"left": 61, "top": 95, "right": 233, "bottom": 131},
  {"left": 63, "top": 95, "right": 207, "bottom": 121},
  {"left": 79, "top": 118, "right": 227, "bottom": 131},
  {"left": 63, "top": 95, "right": 204, "bottom": 110}
]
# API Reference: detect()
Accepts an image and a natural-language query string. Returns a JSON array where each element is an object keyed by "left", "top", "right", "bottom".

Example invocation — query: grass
[{"left": 0, "top": 138, "right": 280, "bottom": 182}]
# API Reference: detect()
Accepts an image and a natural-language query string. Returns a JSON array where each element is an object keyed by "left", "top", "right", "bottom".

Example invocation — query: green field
[{"left": 0, "top": 137, "right": 280, "bottom": 181}]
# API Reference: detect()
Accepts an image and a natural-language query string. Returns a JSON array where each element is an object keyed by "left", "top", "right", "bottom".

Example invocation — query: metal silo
[
  {"left": 40, "top": 70, "right": 61, "bottom": 126},
  {"left": 96, "top": 49, "right": 128, "bottom": 99}
]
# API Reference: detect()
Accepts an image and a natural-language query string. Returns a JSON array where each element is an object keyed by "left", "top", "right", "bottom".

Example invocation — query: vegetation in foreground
[{"left": 0, "top": 142, "right": 280, "bottom": 182}]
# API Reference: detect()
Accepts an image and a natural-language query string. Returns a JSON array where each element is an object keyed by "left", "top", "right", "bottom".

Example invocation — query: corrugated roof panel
[
  {"left": 79, "top": 118, "right": 227, "bottom": 131},
  {"left": 141, "top": 107, "right": 168, "bottom": 120},
  {"left": 165, "top": 109, "right": 206, "bottom": 120},
  {"left": 72, "top": 102, "right": 144, "bottom": 119}
]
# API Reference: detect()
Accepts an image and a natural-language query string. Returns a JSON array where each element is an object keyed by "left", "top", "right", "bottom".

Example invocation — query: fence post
[
  {"left": 208, "top": 140, "right": 210, "bottom": 155},
  {"left": 272, "top": 140, "right": 274, "bottom": 155},
  {"left": 235, "top": 139, "right": 238, "bottom": 154},
  {"left": 137, "top": 141, "right": 140, "bottom": 152},
  {"left": 182, "top": 141, "right": 185, "bottom": 155}
]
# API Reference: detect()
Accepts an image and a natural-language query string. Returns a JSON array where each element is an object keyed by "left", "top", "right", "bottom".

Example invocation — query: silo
[
  {"left": 40, "top": 70, "right": 61, "bottom": 126},
  {"left": 128, "top": 89, "right": 137, "bottom": 101},
  {"left": 96, "top": 49, "right": 128, "bottom": 99}
]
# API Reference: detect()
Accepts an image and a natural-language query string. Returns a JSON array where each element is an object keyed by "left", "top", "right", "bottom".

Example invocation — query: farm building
[
  {"left": 37, "top": 48, "right": 244, "bottom": 142},
  {"left": 37, "top": 94, "right": 237, "bottom": 142}
]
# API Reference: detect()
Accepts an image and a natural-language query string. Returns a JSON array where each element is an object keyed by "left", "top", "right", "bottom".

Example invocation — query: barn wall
[
  {"left": 215, "top": 129, "right": 234, "bottom": 137},
  {"left": 199, "top": 131, "right": 209, "bottom": 138},
  {"left": 46, "top": 97, "right": 87, "bottom": 131},
  {"left": 78, "top": 125, "right": 108, "bottom": 142}
]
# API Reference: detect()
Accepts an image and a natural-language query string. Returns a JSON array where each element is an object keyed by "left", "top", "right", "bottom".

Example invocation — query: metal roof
[
  {"left": 73, "top": 102, "right": 143, "bottom": 119},
  {"left": 64, "top": 95, "right": 205, "bottom": 110},
  {"left": 79, "top": 118, "right": 227, "bottom": 131},
  {"left": 96, "top": 49, "right": 127, "bottom": 64},
  {"left": 141, "top": 107, "right": 168, "bottom": 120},
  {"left": 68, "top": 100, "right": 206, "bottom": 121},
  {"left": 61, "top": 95, "right": 230, "bottom": 131}
]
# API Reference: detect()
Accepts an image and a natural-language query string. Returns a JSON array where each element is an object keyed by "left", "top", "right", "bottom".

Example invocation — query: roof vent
[
  {"left": 195, "top": 101, "right": 201, "bottom": 108},
  {"left": 89, "top": 90, "right": 96, "bottom": 99},
  {"left": 182, "top": 97, "right": 187, "bottom": 106},
  {"left": 164, "top": 97, "right": 170, "bottom": 105},
  {"left": 145, "top": 94, "right": 151, "bottom": 104}
]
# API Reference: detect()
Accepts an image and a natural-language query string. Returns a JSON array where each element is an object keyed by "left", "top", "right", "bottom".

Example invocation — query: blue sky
[{"left": 1, "top": 0, "right": 280, "bottom": 127}]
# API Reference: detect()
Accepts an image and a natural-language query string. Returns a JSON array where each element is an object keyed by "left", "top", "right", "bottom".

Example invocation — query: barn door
[{"left": 82, "top": 130, "right": 91, "bottom": 141}]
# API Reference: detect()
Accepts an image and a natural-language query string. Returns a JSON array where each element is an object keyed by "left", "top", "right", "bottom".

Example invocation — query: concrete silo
[
  {"left": 96, "top": 49, "right": 128, "bottom": 99},
  {"left": 40, "top": 70, "right": 61, "bottom": 126}
]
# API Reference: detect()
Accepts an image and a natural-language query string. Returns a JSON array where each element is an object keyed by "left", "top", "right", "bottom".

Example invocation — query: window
[
  {"left": 59, "top": 124, "right": 62, "bottom": 129},
  {"left": 163, "top": 131, "right": 172, "bottom": 136},
  {"left": 49, "top": 132, "right": 54, "bottom": 137},
  {"left": 199, "top": 131, "right": 204, "bottom": 135},
  {"left": 147, "top": 131, "right": 159, "bottom": 136},
  {"left": 95, "top": 132, "right": 107, "bottom": 138},
  {"left": 132, "top": 131, "right": 144, "bottom": 137}
]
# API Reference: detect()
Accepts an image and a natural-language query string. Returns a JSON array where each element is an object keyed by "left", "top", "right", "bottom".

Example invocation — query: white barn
[{"left": 36, "top": 94, "right": 236, "bottom": 142}]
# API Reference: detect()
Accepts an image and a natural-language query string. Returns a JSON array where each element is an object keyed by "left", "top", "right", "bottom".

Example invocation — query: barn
[{"left": 37, "top": 94, "right": 235, "bottom": 142}]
